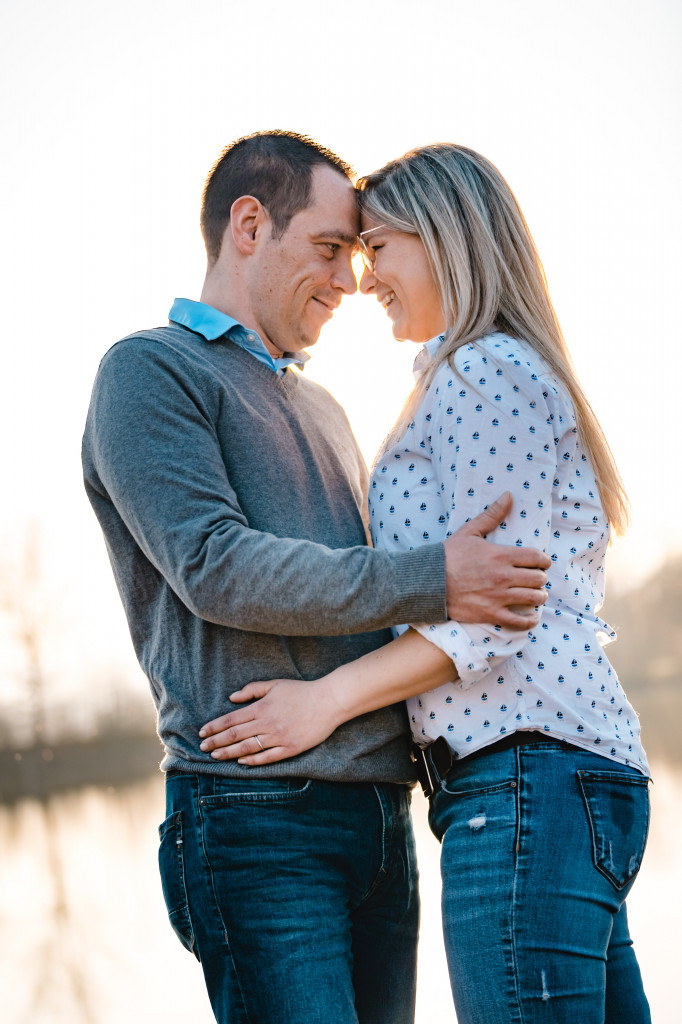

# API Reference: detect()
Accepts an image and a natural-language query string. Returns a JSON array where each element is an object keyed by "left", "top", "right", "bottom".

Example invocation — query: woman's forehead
[{"left": 359, "top": 211, "right": 385, "bottom": 233}]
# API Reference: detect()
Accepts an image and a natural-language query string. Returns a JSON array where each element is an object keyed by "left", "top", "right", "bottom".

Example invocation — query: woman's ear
[{"left": 229, "top": 195, "right": 268, "bottom": 254}]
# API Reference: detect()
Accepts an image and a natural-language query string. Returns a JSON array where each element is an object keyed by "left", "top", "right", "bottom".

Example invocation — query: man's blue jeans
[
  {"left": 158, "top": 771, "right": 419, "bottom": 1024},
  {"left": 428, "top": 738, "right": 651, "bottom": 1024}
]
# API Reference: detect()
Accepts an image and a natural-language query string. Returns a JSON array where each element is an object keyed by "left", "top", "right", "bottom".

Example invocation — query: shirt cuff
[{"left": 411, "top": 620, "right": 506, "bottom": 689}]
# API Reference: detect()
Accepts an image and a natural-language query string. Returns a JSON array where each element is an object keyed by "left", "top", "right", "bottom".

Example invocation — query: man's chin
[
  {"left": 278, "top": 334, "right": 316, "bottom": 358},
  {"left": 295, "top": 324, "right": 322, "bottom": 351}
]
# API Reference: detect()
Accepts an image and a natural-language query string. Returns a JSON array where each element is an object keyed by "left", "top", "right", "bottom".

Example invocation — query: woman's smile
[{"left": 359, "top": 216, "right": 445, "bottom": 343}]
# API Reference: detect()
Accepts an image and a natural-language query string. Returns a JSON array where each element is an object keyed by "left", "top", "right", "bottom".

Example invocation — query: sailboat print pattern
[{"left": 369, "top": 333, "right": 648, "bottom": 774}]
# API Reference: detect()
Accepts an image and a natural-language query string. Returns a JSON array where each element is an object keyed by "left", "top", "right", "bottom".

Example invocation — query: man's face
[{"left": 247, "top": 165, "right": 359, "bottom": 355}]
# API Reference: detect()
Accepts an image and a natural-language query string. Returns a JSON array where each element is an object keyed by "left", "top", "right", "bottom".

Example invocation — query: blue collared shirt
[{"left": 169, "top": 298, "right": 310, "bottom": 376}]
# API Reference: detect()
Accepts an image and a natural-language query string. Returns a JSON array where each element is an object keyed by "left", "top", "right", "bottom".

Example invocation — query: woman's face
[{"left": 358, "top": 213, "right": 445, "bottom": 343}]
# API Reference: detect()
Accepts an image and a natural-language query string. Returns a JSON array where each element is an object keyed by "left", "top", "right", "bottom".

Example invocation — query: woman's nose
[{"left": 359, "top": 266, "right": 377, "bottom": 294}]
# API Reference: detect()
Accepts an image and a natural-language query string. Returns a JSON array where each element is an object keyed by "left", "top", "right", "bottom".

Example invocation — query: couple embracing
[{"left": 83, "top": 131, "right": 650, "bottom": 1023}]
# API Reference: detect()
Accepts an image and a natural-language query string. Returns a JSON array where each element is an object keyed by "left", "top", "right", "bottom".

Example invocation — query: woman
[{"left": 199, "top": 144, "right": 651, "bottom": 1023}]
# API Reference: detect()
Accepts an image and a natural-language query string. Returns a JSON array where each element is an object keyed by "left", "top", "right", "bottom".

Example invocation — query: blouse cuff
[{"left": 412, "top": 621, "right": 505, "bottom": 690}]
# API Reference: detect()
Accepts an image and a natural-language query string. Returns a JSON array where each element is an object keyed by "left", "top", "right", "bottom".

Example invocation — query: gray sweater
[{"left": 82, "top": 324, "right": 447, "bottom": 782}]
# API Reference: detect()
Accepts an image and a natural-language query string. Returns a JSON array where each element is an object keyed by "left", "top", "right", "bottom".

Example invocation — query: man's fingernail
[{"left": 199, "top": 729, "right": 206, "bottom": 738}]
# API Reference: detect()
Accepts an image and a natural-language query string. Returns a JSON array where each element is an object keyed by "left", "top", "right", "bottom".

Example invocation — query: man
[{"left": 82, "top": 131, "right": 549, "bottom": 1024}]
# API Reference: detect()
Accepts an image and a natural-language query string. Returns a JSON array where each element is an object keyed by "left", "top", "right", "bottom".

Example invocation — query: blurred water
[{"left": 1, "top": 763, "right": 678, "bottom": 1023}]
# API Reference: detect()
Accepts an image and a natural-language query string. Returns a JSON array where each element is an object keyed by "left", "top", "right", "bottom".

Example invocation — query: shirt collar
[
  {"left": 413, "top": 333, "right": 446, "bottom": 376},
  {"left": 169, "top": 297, "right": 241, "bottom": 340},
  {"left": 168, "top": 298, "right": 310, "bottom": 372}
]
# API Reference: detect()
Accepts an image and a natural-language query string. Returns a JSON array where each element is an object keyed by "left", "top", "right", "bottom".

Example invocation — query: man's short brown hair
[{"left": 201, "top": 131, "right": 353, "bottom": 264}]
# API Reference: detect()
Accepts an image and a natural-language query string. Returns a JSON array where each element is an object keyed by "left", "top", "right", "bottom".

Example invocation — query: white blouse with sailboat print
[{"left": 368, "top": 332, "right": 649, "bottom": 775}]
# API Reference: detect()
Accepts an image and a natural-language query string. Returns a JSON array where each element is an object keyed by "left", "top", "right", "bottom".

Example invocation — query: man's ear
[{"left": 230, "top": 195, "right": 268, "bottom": 255}]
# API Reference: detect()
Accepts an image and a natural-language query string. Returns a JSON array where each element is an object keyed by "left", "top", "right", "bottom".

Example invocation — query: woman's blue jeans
[
  {"left": 158, "top": 771, "right": 419, "bottom": 1024},
  {"left": 428, "top": 739, "right": 651, "bottom": 1024}
]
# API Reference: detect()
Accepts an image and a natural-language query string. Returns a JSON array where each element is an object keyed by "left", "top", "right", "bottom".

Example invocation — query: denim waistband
[{"left": 412, "top": 731, "right": 573, "bottom": 799}]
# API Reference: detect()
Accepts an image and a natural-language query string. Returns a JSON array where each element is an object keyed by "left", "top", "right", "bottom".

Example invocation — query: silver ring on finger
[{"left": 254, "top": 735, "right": 265, "bottom": 752}]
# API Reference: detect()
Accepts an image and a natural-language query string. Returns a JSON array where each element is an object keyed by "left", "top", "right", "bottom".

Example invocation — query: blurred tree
[
  {"left": 603, "top": 556, "right": 682, "bottom": 763},
  {"left": 0, "top": 526, "right": 52, "bottom": 746}
]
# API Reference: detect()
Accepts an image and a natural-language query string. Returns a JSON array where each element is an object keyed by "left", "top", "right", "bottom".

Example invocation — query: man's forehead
[
  {"left": 300, "top": 206, "right": 359, "bottom": 243},
  {"left": 282, "top": 165, "right": 358, "bottom": 241},
  {"left": 309, "top": 166, "right": 358, "bottom": 214}
]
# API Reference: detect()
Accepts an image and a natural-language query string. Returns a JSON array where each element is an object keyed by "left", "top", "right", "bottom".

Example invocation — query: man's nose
[{"left": 332, "top": 257, "right": 358, "bottom": 296}]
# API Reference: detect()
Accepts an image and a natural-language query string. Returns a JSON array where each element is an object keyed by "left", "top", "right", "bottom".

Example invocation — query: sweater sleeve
[
  {"left": 411, "top": 340, "right": 559, "bottom": 687},
  {"left": 83, "top": 338, "right": 447, "bottom": 636}
]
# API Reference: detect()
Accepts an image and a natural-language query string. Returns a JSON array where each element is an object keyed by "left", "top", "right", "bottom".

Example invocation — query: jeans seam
[
  {"left": 357, "top": 784, "right": 390, "bottom": 904},
  {"left": 159, "top": 809, "right": 197, "bottom": 955},
  {"left": 510, "top": 747, "right": 527, "bottom": 1024},
  {"left": 196, "top": 775, "right": 254, "bottom": 1022}
]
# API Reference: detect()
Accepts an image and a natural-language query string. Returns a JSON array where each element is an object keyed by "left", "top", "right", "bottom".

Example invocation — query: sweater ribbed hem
[{"left": 160, "top": 753, "right": 417, "bottom": 786}]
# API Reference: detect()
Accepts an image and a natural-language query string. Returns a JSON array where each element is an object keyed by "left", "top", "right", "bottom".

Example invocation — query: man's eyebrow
[{"left": 312, "top": 229, "right": 358, "bottom": 246}]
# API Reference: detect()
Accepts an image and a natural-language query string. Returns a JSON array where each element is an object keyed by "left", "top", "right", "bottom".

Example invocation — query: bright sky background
[{"left": 1, "top": 0, "right": 680, "bottom": 704}]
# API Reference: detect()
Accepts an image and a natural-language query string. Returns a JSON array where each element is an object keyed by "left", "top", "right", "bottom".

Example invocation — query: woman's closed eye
[{"left": 359, "top": 242, "right": 382, "bottom": 273}]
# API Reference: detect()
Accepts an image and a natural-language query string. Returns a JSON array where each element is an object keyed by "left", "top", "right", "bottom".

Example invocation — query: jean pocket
[
  {"left": 577, "top": 768, "right": 650, "bottom": 891},
  {"left": 429, "top": 777, "right": 518, "bottom": 843},
  {"left": 158, "top": 811, "right": 197, "bottom": 956}
]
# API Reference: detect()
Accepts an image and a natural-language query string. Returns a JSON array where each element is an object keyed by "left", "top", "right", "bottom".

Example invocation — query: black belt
[{"left": 411, "top": 731, "right": 565, "bottom": 799}]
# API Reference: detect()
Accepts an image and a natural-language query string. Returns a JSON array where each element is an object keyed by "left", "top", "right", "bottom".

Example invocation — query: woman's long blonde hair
[{"left": 358, "top": 144, "right": 629, "bottom": 534}]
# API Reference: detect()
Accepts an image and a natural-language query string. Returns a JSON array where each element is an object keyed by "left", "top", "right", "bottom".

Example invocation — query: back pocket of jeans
[
  {"left": 577, "top": 769, "right": 650, "bottom": 891},
  {"left": 158, "top": 810, "right": 197, "bottom": 956}
]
